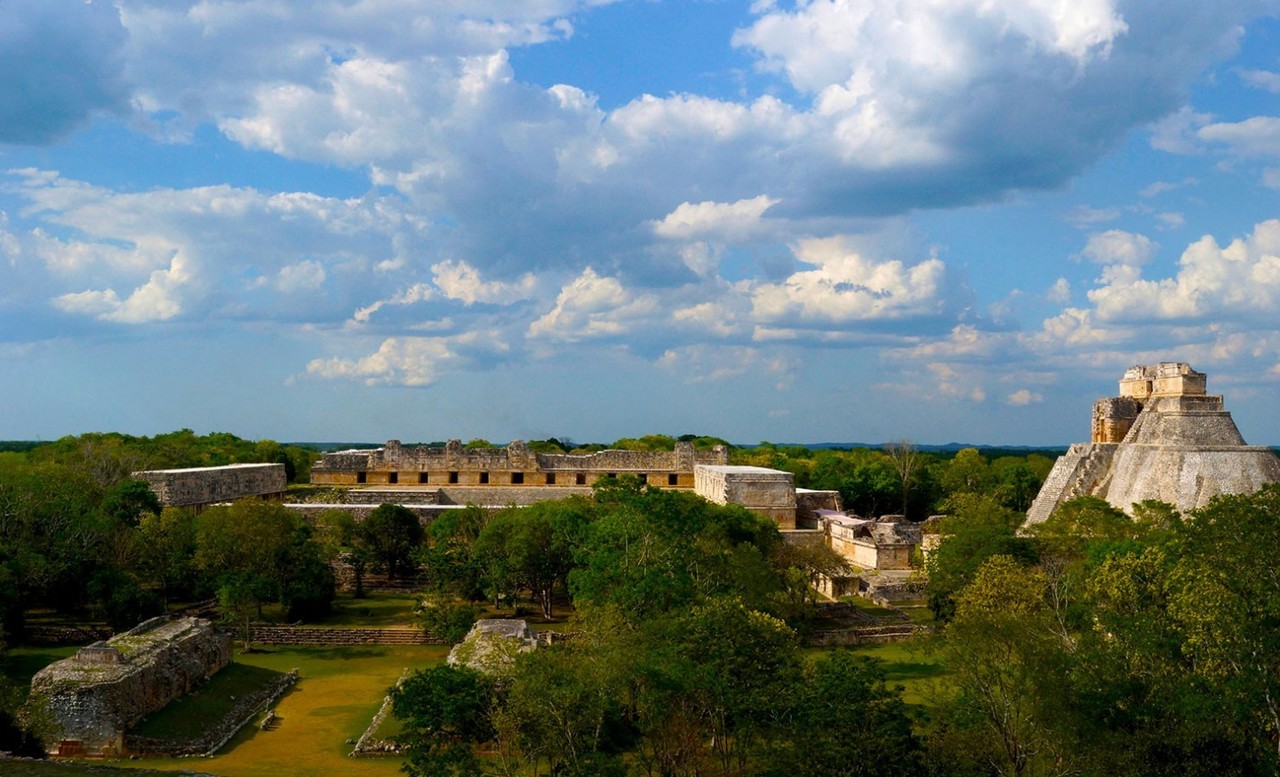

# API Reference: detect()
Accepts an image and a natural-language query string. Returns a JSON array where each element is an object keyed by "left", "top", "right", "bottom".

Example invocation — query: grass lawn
[
  {"left": 119, "top": 644, "right": 449, "bottom": 777},
  {"left": 314, "top": 591, "right": 420, "bottom": 628},
  {"left": 2, "top": 646, "right": 81, "bottom": 692},
  {"left": 844, "top": 637, "right": 953, "bottom": 707}
]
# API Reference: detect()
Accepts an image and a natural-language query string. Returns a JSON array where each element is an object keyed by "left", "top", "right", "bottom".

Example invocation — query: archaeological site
[{"left": 1026, "top": 362, "right": 1280, "bottom": 525}]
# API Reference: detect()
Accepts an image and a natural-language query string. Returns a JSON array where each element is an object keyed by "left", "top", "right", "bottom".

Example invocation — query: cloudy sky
[{"left": 3, "top": 0, "right": 1280, "bottom": 446}]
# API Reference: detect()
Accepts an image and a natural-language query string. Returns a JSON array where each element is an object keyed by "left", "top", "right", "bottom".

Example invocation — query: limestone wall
[
  {"left": 133, "top": 464, "right": 287, "bottom": 508},
  {"left": 30, "top": 617, "right": 231, "bottom": 756},
  {"left": 312, "top": 439, "right": 727, "bottom": 487},
  {"left": 694, "top": 464, "right": 797, "bottom": 529}
]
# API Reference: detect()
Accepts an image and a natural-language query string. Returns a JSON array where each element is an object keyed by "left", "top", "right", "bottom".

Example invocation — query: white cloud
[
  {"left": 651, "top": 195, "right": 778, "bottom": 241},
  {"left": 1238, "top": 68, "right": 1280, "bottom": 93},
  {"left": 1007, "top": 389, "right": 1043, "bottom": 405},
  {"left": 1047, "top": 278, "right": 1072, "bottom": 304},
  {"left": 751, "top": 236, "right": 949, "bottom": 326},
  {"left": 431, "top": 260, "right": 538, "bottom": 305},
  {"left": 1197, "top": 116, "right": 1280, "bottom": 157},
  {"left": 305, "top": 331, "right": 506, "bottom": 387},
  {"left": 1079, "top": 230, "right": 1156, "bottom": 265},
  {"left": 276, "top": 260, "right": 327, "bottom": 293},
  {"left": 528, "top": 268, "right": 662, "bottom": 342},
  {"left": 1085, "top": 221, "right": 1280, "bottom": 324}
]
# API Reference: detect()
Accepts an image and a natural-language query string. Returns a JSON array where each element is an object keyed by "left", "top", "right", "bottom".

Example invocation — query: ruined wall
[
  {"left": 312, "top": 439, "right": 726, "bottom": 487},
  {"left": 1092, "top": 396, "right": 1142, "bottom": 444},
  {"left": 133, "top": 464, "right": 287, "bottom": 508},
  {"left": 30, "top": 617, "right": 231, "bottom": 756}
]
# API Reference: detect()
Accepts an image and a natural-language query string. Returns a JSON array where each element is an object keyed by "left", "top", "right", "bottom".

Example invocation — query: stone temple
[{"left": 1025, "top": 362, "right": 1280, "bottom": 525}]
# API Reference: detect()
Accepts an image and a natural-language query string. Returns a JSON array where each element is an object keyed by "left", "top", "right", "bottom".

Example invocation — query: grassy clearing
[
  {"left": 314, "top": 591, "right": 420, "bottom": 628},
  {"left": 845, "top": 637, "right": 952, "bottom": 707},
  {"left": 1, "top": 646, "right": 80, "bottom": 693},
  {"left": 121, "top": 644, "right": 448, "bottom": 777},
  {"left": 131, "top": 663, "right": 287, "bottom": 741}
]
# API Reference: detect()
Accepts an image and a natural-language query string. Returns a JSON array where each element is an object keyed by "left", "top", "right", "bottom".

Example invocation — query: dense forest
[{"left": 2, "top": 430, "right": 1277, "bottom": 774}]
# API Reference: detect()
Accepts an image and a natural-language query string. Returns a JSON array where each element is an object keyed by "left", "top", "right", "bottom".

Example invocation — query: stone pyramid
[{"left": 1025, "top": 362, "right": 1280, "bottom": 525}]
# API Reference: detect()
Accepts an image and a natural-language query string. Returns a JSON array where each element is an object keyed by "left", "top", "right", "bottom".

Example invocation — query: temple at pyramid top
[{"left": 1026, "top": 362, "right": 1280, "bottom": 525}]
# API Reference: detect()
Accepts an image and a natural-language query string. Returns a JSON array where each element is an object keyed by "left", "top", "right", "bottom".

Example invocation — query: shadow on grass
[
  {"left": 131, "top": 664, "right": 287, "bottom": 741},
  {"left": 881, "top": 660, "right": 951, "bottom": 682}
]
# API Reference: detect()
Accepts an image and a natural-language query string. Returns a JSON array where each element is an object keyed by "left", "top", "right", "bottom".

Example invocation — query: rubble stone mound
[
  {"left": 1026, "top": 362, "right": 1280, "bottom": 525},
  {"left": 29, "top": 616, "right": 231, "bottom": 756},
  {"left": 446, "top": 619, "right": 539, "bottom": 675}
]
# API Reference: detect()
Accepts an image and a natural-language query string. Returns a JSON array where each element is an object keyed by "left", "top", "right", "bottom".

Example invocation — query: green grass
[
  {"left": 1, "top": 646, "right": 80, "bottom": 693},
  {"left": 131, "top": 663, "right": 287, "bottom": 741},
  {"left": 121, "top": 644, "right": 449, "bottom": 777},
  {"left": 844, "top": 637, "right": 953, "bottom": 706},
  {"left": 0, "top": 760, "right": 207, "bottom": 777},
  {"left": 313, "top": 591, "right": 419, "bottom": 627}
]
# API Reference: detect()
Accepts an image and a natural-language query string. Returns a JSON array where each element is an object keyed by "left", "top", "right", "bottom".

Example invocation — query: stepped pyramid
[{"left": 1025, "top": 362, "right": 1280, "bottom": 525}]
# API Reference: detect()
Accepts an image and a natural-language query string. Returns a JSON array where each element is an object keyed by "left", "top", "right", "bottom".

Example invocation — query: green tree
[
  {"left": 136, "top": 507, "right": 200, "bottom": 603},
  {"left": 393, "top": 664, "right": 496, "bottom": 777},
  {"left": 924, "top": 494, "right": 1035, "bottom": 621},
  {"left": 100, "top": 479, "right": 161, "bottom": 527},
  {"left": 361, "top": 503, "right": 424, "bottom": 580},
  {"left": 941, "top": 555, "right": 1072, "bottom": 777},
  {"left": 764, "top": 651, "right": 924, "bottom": 777}
]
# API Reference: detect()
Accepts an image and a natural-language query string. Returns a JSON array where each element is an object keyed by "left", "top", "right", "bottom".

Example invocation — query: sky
[{"left": 3, "top": 0, "right": 1280, "bottom": 447}]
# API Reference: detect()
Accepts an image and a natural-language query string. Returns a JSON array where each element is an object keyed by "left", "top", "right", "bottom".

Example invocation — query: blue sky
[{"left": 3, "top": 0, "right": 1280, "bottom": 446}]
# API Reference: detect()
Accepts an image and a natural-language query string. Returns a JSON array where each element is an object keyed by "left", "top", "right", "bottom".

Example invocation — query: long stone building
[
  {"left": 311, "top": 439, "right": 729, "bottom": 489},
  {"left": 1026, "top": 362, "right": 1280, "bottom": 525},
  {"left": 132, "top": 463, "right": 287, "bottom": 509},
  {"left": 309, "top": 440, "right": 848, "bottom": 530}
]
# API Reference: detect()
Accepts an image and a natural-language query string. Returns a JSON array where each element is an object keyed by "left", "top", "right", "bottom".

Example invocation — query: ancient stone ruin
[
  {"left": 447, "top": 619, "right": 540, "bottom": 675},
  {"left": 132, "top": 463, "right": 287, "bottom": 509},
  {"left": 29, "top": 616, "right": 232, "bottom": 756},
  {"left": 1026, "top": 362, "right": 1280, "bottom": 525},
  {"left": 307, "top": 439, "right": 843, "bottom": 530}
]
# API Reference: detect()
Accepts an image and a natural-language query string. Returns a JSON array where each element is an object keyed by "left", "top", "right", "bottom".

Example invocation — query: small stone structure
[
  {"left": 694, "top": 465, "right": 798, "bottom": 528},
  {"left": 816, "top": 513, "right": 923, "bottom": 599},
  {"left": 447, "top": 619, "right": 539, "bottom": 675},
  {"left": 312, "top": 439, "right": 728, "bottom": 488},
  {"left": 29, "top": 616, "right": 231, "bottom": 756},
  {"left": 132, "top": 463, "right": 287, "bottom": 509},
  {"left": 1026, "top": 362, "right": 1280, "bottom": 524}
]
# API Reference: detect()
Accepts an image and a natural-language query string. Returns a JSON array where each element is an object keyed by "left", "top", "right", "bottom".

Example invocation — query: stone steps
[{"left": 248, "top": 626, "right": 448, "bottom": 647}]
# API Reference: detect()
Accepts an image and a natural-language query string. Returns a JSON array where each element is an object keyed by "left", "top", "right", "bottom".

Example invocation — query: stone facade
[
  {"left": 311, "top": 439, "right": 728, "bottom": 488},
  {"left": 1026, "top": 362, "right": 1280, "bottom": 524},
  {"left": 132, "top": 463, "right": 287, "bottom": 508},
  {"left": 29, "top": 616, "right": 231, "bottom": 756},
  {"left": 822, "top": 514, "right": 922, "bottom": 572},
  {"left": 693, "top": 464, "right": 798, "bottom": 529}
]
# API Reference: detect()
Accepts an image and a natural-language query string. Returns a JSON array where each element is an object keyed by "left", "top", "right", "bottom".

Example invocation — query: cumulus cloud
[
  {"left": 751, "top": 236, "right": 950, "bottom": 328},
  {"left": 651, "top": 195, "right": 778, "bottom": 241},
  {"left": 7, "top": 169, "right": 415, "bottom": 326},
  {"left": 431, "top": 260, "right": 539, "bottom": 305},
  {"left": 1086, "top": 220, "right": 1280, "bottom": 324},
  {"left": 528, "top": 268, "right": 661, "bottom": 341},
  {"left": 1079, "top": 230, "right": 1156, "bottom": 265},
  {"left": 305, "top": 331, "right": 506, "bottom": 387}
]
